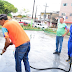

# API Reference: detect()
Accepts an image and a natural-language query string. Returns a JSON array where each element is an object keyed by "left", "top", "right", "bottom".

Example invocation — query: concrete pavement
[{"left": 0, "top": 30, "right": 71, "bottom": 72}]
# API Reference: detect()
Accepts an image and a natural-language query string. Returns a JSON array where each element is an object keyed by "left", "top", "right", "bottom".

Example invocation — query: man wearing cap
[{"left": 0, "top": 14, "right": 30, "bottom": 72}]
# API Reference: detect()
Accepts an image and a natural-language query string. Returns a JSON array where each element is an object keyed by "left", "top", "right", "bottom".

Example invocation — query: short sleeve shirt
[
  {"left": 2, "top": 27, "right": 9, "bottom": 38},
  {"left": 2, "top": 20, "right": 30, "bottom": 47},
  {"left": 56, "top": 23, "right": 68, "bottom": 36}
]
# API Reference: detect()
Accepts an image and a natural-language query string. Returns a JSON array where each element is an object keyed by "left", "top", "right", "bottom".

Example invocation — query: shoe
[
  {"left": 66, "top": 56, "right": 70, "bottom": 62},
  {"left": 58, "top": 52, "right": 60, "bottom": 55},
  {"left": 53, "top": 52, "right": 58, "bottom": 54},
  {"left": 69, "top": 62, "right": 72, "bottom": 64},
  {"left": 69, "top": 60, "right": 72, "bottom": 64},
  {"left": 70, "top": 57, "right": 72, "bottom": 63},
  {"left": 66, "top": 59, "right": 70, "bottom": 62}
]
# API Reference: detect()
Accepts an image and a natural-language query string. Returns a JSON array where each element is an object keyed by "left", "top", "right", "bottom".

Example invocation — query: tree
[
  {"left": 7, "top": 13, "right": 12, "bottom": 17},
  {"left": 0, "top": 0, "right": 4, "bottom": 14},
  {"left": 0, "top": 0, "right": 18, "bottom": 14}
]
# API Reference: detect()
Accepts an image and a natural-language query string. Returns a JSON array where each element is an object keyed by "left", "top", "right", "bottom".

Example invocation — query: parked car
[
  {"left": 19, "top": 21, "right": 28, "bottom": 26},
  {"left": 23, "top": 22, "right": 28, "bottom": 26},
  {"left": 19, "top": 22, "right": 24, "bottom": 25},
  {"left": 34, "top": 23, "right": 48, "bottom": 29}
]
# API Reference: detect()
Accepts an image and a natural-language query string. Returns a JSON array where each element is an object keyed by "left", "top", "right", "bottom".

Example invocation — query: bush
[
  {"left": 22, "top": 15, "right": 26, "bottom": 18},
  {"left": 28, "top": 24, "right": 31, "bottom": 27},
  {"left": 38, "top": 27, "right": 40, "bottom": 29},
  {"left": 45, "top": 28, "right": 48, "bottom": 31},
  {"left": 7, "top": 13, "right": 12, "bottom": 18},
  {"left": 48, "top": 29, "right": 53, "bottom": 32},
  {"left": 21, "top": 25, "right": 24, "bottom": 27}
]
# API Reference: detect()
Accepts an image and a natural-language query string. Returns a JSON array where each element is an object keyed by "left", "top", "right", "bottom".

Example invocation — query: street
[{"left": 0, "top": 30, "right": 72, "bottom": 72}]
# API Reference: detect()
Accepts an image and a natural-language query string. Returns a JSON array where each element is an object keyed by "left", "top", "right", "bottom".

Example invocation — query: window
[
  {"left": 62, "top": 13, "right": 66, "bottom": 16},
  {"left": 66, "top": 16, "right": 68, "bottom": 19},
  {"left": 70, "top": 13, "right": 72, "bottom": 16},
  {"left": 63, "top": 3, "right": 67, "bottom": 6},
  {"left": 71, "top": 3, "right": 72, "bottom": 6}
]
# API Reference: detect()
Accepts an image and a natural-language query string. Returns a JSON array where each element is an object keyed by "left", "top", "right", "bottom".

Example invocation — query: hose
[
  {"left": 30, "top": 62, "right": 71, "bottom": 72},
  {"left": 0, "top": 53, "right": 71, "bottom": 72}
]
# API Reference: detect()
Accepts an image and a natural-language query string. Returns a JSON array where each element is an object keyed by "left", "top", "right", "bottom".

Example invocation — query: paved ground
[{"left": 0, "top": 30, "right": 72, "bottom": 72}]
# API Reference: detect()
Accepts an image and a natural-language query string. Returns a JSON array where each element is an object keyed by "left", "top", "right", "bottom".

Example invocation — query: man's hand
[
  {"left": 2, "top": 48, "right": 6, "bottom": 54},
  {"left": 62, "top": 28, "right": 69, "bottom": 37},
  {"left": 62, "top": 34, "right": 66, "bottom": 37},
  {"left": 1, "top": 37, "right": 13, "bottom": 55}
]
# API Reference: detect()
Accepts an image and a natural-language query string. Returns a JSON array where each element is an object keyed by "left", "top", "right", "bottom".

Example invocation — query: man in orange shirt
[{"left": 0, "top": 14, "right": 30, "bottom": 72}]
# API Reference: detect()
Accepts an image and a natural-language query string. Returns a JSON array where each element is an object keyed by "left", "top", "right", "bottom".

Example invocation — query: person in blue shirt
[{"left": 66, "top": 24, "right": 72, "bottom": 63}]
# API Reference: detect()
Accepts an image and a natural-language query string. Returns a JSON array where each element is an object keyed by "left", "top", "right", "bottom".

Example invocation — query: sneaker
[
  {"left": 53, "top": 52, "right": 58, "bottom": 54},
  {"left": 58, "top": 52, "right": 60, "bottom": 55},
  {"left": 66, "top": 59, "right": 70, "bottom": 62},
  {"left": 69, "top": 57, "right": 72, "bottom": 64},
  {"left": 66, "top": 55, "right": 70, "bottom": 62},
  {"left": 69, "top": 61, "right": 72, "bottom": 64}
]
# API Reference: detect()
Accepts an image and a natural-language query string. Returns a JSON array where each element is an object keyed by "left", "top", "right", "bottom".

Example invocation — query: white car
[{"left": 34, "top": 23, "right": 48, "bottom": 29}]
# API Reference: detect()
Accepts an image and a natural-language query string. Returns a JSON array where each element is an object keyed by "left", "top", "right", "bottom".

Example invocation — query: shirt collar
[{"left": 4, "top": 20, "right": 9, "bottom": 24}]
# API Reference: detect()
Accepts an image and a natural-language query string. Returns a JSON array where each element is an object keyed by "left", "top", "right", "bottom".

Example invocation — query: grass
[
  {"left": 21, "top": 25, "right": 43, "bottom": 31},
  {"left": 44, "top": 28, "right": 57, "bottom": 34},
  {"left": 0, "top": 26, "right": 2, "bottom": 29},
  {"left": 0, "top": 24, "right": 70, "bottom": 36},
  {"left": 44, "top": 28, "right": 70, "bottom": 36}
]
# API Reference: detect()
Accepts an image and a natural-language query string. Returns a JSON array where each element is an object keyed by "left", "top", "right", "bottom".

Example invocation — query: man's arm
[
  {"left": 1, "top": 37, "right": 13, "bottom": 54},
  {"left": 62, "top": 28, "right": 69, "bottom": 37},
  {"left": 1, "top": 27, "right": 13, "bottom": 55}
]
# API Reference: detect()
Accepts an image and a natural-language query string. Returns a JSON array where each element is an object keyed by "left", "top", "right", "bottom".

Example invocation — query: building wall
[
  {"left": 41, "top": 12, "right": 59, "bottom": 21},
  {"left": 59, "top": 0, "right": 72, "bottom": 21},
  {"left": 41, "top": 13, "right": 50, "bottom": 19}
]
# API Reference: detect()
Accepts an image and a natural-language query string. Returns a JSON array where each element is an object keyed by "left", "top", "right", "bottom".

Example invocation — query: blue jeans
[
  {"left": 68, "top": 41, "right": 72, "bottom": 57},
  {"left": 56, "top": 36, "right": 63, "bottom": 53},
  {"left": 15, "top": 41, "right": 30, "bottom": 72}
]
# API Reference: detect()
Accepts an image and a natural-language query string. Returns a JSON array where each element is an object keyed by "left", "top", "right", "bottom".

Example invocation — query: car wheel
[
  {"left": 42, "top": 27, "right": 44, "bottom": 28},
  {"left": 42, "top": 27, "right": 45, "bottom": 31},
  {"left": 35, "top": 26, "right": 37, "bottom": 28}
]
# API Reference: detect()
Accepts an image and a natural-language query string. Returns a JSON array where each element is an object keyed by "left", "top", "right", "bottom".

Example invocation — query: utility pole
[
  {"left": 44, "top": 3, "right": 49, "bottom": 22},
  {"left": 31, "top": 0, "right": 35, "bottom": 27},
  {"left": 32, "top": 0, "right": 35, "bottom": 19},
  {"left": 35, "top": 6, "right": 37, "bottom": 21}
]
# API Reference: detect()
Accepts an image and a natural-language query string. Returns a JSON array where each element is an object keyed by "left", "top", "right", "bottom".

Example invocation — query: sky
[{"left": 5, "top": 0, "right": 62, "bottom": 16}]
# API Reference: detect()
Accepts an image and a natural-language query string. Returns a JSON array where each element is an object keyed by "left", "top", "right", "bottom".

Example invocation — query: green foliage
[
  {"left": 44, "top": 28, "right": 57, "bottom": 34},
  {"left": 18, "top": 14, "right": 22, "bottom": 16},
  {"left": 45, "top": 28, "right": 48, "bottom": 31},
  {"left": 22, "top": 15, "right": 26, "bottom": 18},
  {"left": 28, "top": 24, "right": 31, "bottom": 27},
  {"left": 20, "top": 25, "right": 42, "bottom": 31},
  {"left": 38, "top": 27, "right": 40, "bottom": 29},
  {"left": 0, "top": 0, "right": 18, "bottom": 14},
  {"left": 7, "top": 13, "right": 12, "bottom": 17},
  {"left": 21, "top": 25, "right": 24, "bottom": 28}
]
